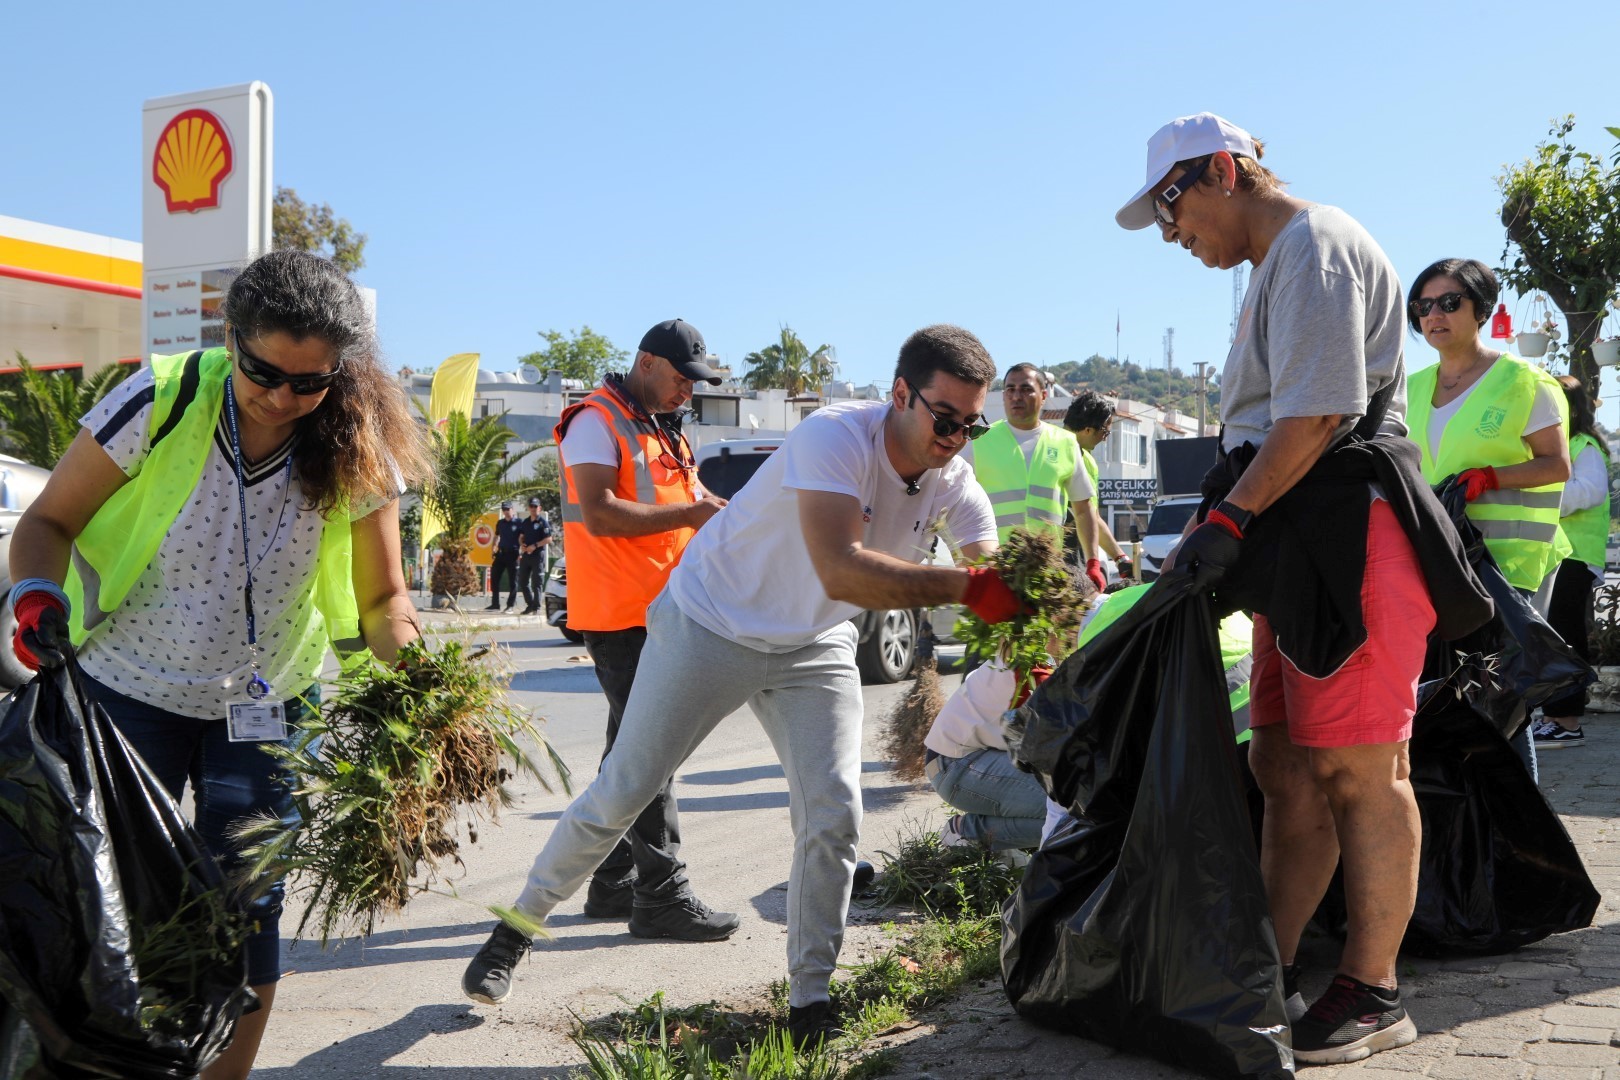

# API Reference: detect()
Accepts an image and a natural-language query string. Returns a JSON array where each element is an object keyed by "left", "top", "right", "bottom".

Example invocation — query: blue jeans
[
  {"left": 929, "top": 747, "right": 1047, "bottom": 851},
  {"left": 80, "top": 674, "right": 314, "bottom": 986}
]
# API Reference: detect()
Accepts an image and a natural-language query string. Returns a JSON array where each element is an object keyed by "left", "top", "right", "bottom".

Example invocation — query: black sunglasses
[
  {"left": 232, "top": 328, "right": 343, "bottom": 395},
  {"left": 905, "top": 379, "right": 990, "bottom": 441},
  {"left": 1409, "top": 292, "right": 1467, "bottom": 319},
  {"left": 1153, "top": 157, "right": 1213, "bottom": 228}
]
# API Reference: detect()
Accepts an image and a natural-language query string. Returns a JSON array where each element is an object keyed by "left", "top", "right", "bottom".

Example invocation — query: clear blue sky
[{"left": 6, "top": 2, "right": 1619, "bottom": 413}]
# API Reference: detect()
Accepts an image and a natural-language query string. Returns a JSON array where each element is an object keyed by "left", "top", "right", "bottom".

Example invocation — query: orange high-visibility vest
[{"left": 554, "top": 385, "right": 700, "bottom": 632}]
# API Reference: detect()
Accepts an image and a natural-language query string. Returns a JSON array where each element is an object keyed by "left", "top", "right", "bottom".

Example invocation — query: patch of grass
[
  {"left": 570, "top": 993, "right": 843, "bottom": 1080},
  {"left": 868, "top": 820, "right": 1024, "bottom": 919}
]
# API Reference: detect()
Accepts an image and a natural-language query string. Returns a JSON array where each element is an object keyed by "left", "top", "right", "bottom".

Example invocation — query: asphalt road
[{"left": 253, "top": 621, "right": 960, "bottom": 1078}]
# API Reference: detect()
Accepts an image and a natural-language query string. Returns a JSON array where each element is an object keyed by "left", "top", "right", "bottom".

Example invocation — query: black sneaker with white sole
[
  {"left": 462, "top": 922, "right": 533, "bottom": 1005},
  {"left": 1291, "top": 974, "right": 1417, "bottom": 1064},
  {"left": 1533, "top": 719, "right": 1586, "bottom": 749}
]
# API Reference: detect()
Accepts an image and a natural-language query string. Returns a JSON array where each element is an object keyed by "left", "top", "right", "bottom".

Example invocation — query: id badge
[{"left": 227, "top": 700, "right": 287, "bottom": 743}]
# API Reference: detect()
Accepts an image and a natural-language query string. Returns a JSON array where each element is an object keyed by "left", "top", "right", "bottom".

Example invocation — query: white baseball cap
[{"left": 1115, "top": 113, "right": 1258, "bottom": 231}]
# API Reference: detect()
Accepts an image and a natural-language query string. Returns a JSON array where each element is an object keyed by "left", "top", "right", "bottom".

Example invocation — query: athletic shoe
[
  {"left": 1283, "top": 961, "right": 1307, "bottom": 1024},
  {"left": 504, "top": 603, "right": 516, "bottom": 612},
  {"left": 1534, "top": 721, "right": 1586, "bottom": 749},
  {"left": 521, "top": 606, "right": 539, "bottom": 615},
  {"left": 485, "top": 603, "right": 501, "bottom": 611},
  {"left": 582, "top": 878, "right": 636, "bottom": 919},
  {"left": 462, "top": 922, "right": 533, "bottom": 1005},
  {"left": 1291, "top": 974, "right": 1417, "bottom": 1064},
  {"left": 940, "top": 815, "right": 972, "bottom": 849},
  {"left": 787, "top": 1000, "right": 845, "bottom": 1048},
  {"left": 851, "top": 860, "right": 876, "bottom": 895},
  {"left": 628, "top": 896, "right": 740, "bottom": 942}
]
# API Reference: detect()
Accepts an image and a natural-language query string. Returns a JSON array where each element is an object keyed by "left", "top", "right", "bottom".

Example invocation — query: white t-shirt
[
  {"left": 665, "top": 400, "right": 996, "bottom": 652},
  {"left": 962, "top": 422, "right": 1094, "bottom": 503},
  {"left": 1423, "top": 359, "right": 1563, "bottom": 461},
  {"left": 925, "top": 659, "right": 1018, "bottom": 758},
  {"left": 559, "top": 407, "right": 621, "bottom": 468},
  {"left": 78, "top": 368, "right": 384, "bottom": 719}
]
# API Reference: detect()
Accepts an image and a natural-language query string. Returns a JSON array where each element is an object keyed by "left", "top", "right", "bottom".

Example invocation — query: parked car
[
  {"left": 542, "top": 558, "right": 583, "bottom": 644},
  {"left": 0, "top": 455, "right": 56, "bottom": 690},
  {"left": 1134, "top": 494, "right": 1202, "bottom": 582}
]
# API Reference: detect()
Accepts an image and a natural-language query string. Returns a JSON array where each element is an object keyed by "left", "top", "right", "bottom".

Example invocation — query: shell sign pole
[{"left": 141, "top": 84, "right": 272, "bottom": 363}]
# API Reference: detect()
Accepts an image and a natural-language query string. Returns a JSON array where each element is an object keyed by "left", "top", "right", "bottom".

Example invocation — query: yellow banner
[{"left": 422, "top": 352, "right": 481, "bottom": 547}]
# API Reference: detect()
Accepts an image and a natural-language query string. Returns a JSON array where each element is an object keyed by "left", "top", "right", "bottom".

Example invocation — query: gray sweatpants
[{"left": 514, "top": 590, "right": 864, "bottom": 1006}]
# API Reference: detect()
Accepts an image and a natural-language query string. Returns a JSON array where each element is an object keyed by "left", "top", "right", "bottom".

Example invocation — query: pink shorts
[{"left": 1249, "top": 499, "right": 1436, "bottom": 748}]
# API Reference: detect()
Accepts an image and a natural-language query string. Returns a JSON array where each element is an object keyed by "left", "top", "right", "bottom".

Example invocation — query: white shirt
[
  {"left": 559, "top": 406, "right": 621, "bottom": 468},
  {"left": 925, "top": 660, "right": 1018, "bottom": 758},
  {"left": 1423, "top": 359, "right": 1563, "bottom": 462},
  {"left": 962, "top": 422, "right": 1094, "bottom": 503},
  {"left": 665, "top": 400, "right": 996, "bottom": 652},
  {"left": 78, "top": 368, "right": 383, "bottom": 719}
]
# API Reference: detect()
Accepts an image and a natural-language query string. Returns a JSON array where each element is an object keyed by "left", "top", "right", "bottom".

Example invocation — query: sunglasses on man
[
  {"left": 1409, "top": 293, "right": 1467, "bottom": 319},
  {"left": 904, "top": 378, "right": 990, "bottom": 441},
  {"left": 232, "top": 327, "right": 344, "bottom": 395}
]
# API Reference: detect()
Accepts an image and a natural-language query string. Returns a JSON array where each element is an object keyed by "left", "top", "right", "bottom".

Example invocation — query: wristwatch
[{"left": 1214, "top": 500, "right": 1255, "bottom": 534}]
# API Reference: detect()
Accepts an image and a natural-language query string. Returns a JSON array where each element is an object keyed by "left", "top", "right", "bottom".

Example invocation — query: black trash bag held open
[
  {"left": 0, "top": 658, "right": 252, "bottom": 1078},
  {"left": 1431, "top": 479, "right": 1592, "bottom": 738},
  {"left": 1003, "top": 572, "right": 1292, "bottom": 1080}
]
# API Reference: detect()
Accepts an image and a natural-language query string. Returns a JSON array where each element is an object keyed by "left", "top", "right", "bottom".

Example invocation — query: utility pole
[{"left": 1194, "top": 361, "right": 1209, "bottom": 434}]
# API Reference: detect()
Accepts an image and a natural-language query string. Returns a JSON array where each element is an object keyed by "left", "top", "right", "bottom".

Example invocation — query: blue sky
[{"left": 6, "top": 2, "right": 1619, "bottom": 412}]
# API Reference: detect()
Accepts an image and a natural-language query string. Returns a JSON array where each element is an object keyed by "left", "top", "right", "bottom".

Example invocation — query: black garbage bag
[
  {"left": 0, "top": 658, "right": 252, "bottom": 1078},
  {"left": 1305, "top": 658, "right": 1599, "bottom": 957},
  {"left": 1003, "top": 571, "right": 1292, "bottom": 1080},
  {"left": 1431, "top": 479, "right": 1592, "bottom": 739}
]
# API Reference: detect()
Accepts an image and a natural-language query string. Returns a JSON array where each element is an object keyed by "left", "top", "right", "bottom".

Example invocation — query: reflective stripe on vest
[
  {"left": 971, "top": 420, "right": 1079, "bottom": 544},
  {"left": 555, "top": 387, "right": 699, "bottom": 632},
  {"left": 1081, "top": 447, "right": 1100, "bottom": 509},
  {"left": 66, "top": 348, "right": 363, "bottom": 669},
  {"left": 1407, "top": 355, "right": 1571, "bottom": 591},
  {"left": 1563, "top": 433, "right": 1611, "bottom": 569}
]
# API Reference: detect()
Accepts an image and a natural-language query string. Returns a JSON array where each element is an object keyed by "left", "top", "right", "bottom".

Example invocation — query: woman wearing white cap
[{"left": 1116, "top": 113, "right": 1490, "bottom": 1064}]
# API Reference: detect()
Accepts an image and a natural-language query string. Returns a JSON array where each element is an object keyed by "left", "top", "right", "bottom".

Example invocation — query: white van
[{"left": 1135, "top": 494, "right": 1203, "bottom": 581}]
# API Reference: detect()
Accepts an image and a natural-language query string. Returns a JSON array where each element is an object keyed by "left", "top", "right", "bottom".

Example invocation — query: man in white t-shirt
[{"left": 464, "top": 324, "right": 1021, "bottom": 1046}]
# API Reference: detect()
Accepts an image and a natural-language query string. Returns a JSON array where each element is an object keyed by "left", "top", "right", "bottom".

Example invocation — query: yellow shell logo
[{"left": 152, "top": 109, "right": 234, "bottom": 213}]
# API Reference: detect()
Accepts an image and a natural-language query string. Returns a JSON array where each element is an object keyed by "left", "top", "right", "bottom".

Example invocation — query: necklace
[{"left": 1439, "top": 352, "right": 1493, "bottom": 392}]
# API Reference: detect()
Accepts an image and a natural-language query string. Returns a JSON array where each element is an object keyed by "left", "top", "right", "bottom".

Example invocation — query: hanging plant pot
[
  {"left": 1516, "top": 332, "right": 1550, "bottom": 357},
  {"left": 1593, "top": 340, "right": 1620, "bottom": 367}
]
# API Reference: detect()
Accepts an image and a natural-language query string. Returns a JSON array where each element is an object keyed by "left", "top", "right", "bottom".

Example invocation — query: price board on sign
[{"left": 1097, "top": 478, "right": 1160, "bottom": 505}]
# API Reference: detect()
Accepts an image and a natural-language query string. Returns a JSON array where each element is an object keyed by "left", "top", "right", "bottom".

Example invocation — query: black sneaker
[
  {"left": 462, "top": 922, "right": 532, "bottom": 1005},
  {"left": 786, "top": 1000, "right": 845, "bottom": 1048},
  {"left": 485, "top": 603, "right": 501, "bottom": 611},
  {"left": 1292, "top": 974, "right": 1417, "bottom": 1064},
  {"left": 582, "top": 878, "right": 635, "bottom": 919},
  {"left": 627, "top": 896, "right": 740, "bottom": 942},
  {"left": 1282, "top": 961, "right": 1306, "bottom": 1024},
  {"left": 1533, "top": 719, "right": 1586, "bottom": 749},
  {"left": 851, "top": 860, "right": 876, "bottom": 895}
]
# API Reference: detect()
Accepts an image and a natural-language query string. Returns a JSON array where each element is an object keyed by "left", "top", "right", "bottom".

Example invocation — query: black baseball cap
[
  {"left": 639, "top": 319, "right": 721, "bottom": 385},
  {"left": 528, "top": 496, "right": 542, "bottom": 507},
  {"left": 500, "top": 501, "right": 513, "bottom": 510}
]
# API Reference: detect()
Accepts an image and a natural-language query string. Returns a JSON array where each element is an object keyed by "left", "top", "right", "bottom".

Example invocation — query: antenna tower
[
  {"left": 1230, "top": 265, "right": 1246, "bottom": 343},
  {"left": 1163, "top": 327, "right": 1175, "bottom": 374}
]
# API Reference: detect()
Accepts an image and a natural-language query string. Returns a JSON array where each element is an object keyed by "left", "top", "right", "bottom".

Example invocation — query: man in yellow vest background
[
  {"left": 1063, "top": 390, "right": 1132, "bottom": 580},
  {"left": 547, "top": 318, "right": 736, "bottom": 941},
  {"left": 967, "top": 364, "right": 1105, "bottom": 592}
]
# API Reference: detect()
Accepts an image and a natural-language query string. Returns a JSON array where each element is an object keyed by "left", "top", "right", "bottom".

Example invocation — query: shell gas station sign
[{"left": 141, "top": 84, "right": 272, "bottom": 361}]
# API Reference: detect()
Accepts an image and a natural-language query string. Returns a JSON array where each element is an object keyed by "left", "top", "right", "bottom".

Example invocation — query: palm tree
[
  {"left": 416, "top": 410, "right": 546, "bottom": 600},
  {"left": 0, "top": 354, "right": 134, "bottom": 467},
  {"left": 740, "top": 327, "right": 836, "bottom": 396}
]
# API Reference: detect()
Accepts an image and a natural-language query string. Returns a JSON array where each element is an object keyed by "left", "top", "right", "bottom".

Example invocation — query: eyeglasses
[
  {"left": 1409, "top": 292, "right": 1467, "bottom": 319},
  {"left": 905, "top": 379, "right": 990, "bottom": 441},
  {"left": 1152, "top": 157, "right": 1213, "bottom": 229},
  {"left": 232, "top": 328, "right": 343, "bottom": 394}
]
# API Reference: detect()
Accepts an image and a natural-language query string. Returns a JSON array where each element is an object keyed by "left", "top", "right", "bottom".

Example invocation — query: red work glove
[
  {"left": 1457, "top": 466, "right": 1499, "bottom": 503},
  {"left": 13, "top": 591, "right": 69, "bottom": 672},
  {"left": 962, "top": 566, "right": 1024, "bottom": 624},
  {"left": 1011, "top": 664, "right": 1053, "bottom": 708},
  {"left": 1084, "top": 558, "right": 1107, "bottom": 593}
]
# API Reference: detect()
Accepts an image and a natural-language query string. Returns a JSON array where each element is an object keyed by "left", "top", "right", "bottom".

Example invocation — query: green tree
[
  {"left": 415, "top": 410, "right": 545, "bottom": 600},
  {"left": 273, "top": 186, "right": 367, "bottom": 273},
  {"left": 518, "top": 327, "right": 627, "bottom": 385},
  {"left": 740, "top": 326, "right": 835, "bottom": 395},
  {"left": 0, "top": 354, "right": 133, "bottom": 467},
  {"left": 1498, "top": 117, "right": 1620, "bottom": 390}
]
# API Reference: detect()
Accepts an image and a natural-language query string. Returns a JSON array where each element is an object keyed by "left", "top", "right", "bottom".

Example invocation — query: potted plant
[
  {"left": 1593, "top": 298, "right": 1620, "bottom": 367},
  {"left": 1516, "top": 295, "right": 1557, "bottom": 358},
  {"left": 1586, "top": 582, "right": 1620, "bottom": 712}
]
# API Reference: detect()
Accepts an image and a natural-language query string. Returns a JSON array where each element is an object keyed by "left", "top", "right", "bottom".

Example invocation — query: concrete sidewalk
[
  {"left": 409, "top": 592, "right": 562, "bottom": 636},
  {"left": 878, "top": 718, "right": 1620, "bottom": 1079}
]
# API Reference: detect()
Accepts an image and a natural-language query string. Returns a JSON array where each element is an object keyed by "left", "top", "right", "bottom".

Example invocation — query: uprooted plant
[{"left": 955, "top": 527, "right": 1090, "bottom": 702}]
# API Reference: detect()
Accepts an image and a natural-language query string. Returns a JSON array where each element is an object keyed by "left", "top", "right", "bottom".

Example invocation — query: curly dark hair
[
  {"left": 893, "top": 324, "right": 996, "bottom": 390},
  {"left": 224, "top": 250, "right": 430, "bottom": 515}
]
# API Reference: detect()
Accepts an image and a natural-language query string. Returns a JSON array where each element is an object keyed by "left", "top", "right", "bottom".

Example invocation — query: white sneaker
[{"left": 940, "top": 815, "right": 973, "bottom": 849}]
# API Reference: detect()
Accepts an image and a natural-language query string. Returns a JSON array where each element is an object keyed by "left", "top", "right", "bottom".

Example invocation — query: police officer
[
  {"left": 487, "top": 501, "right": 522, "bottom": 611},
  {"left": 517, "top": 496, "right": 552, "bottom": 614}
]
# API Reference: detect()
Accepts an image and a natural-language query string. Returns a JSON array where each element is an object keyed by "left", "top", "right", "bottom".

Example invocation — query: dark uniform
[
  {"left": 517, "top": 511, "right": 553, "bottom": 613},
  {"left": 488, "top": 515, "right": 523, "bottom": 610}
]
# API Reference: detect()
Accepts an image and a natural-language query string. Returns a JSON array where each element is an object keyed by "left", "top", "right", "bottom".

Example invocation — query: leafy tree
[
  {"left": 740, "top": 326, "right": 835, "bottom": 395},
  {"left": 415, "top": 410, "right": 545, "bottom": 600},
  {"left": 528, "top": 451, "right": 563, "bottom": 528},
  {"left": 1037, "top": 353, "right": 1220, "bottom": 414},
  {"left": 0, "top": 354, "right": 133, "bottom": 467},
  {"left": 1498, "top": 117, "right": 1620, "bottom": 389},
  {"left": 273, "top": 186, "right": 367, "bottom": 273},
  {"left": 518, "top": 327, "right": 627, "bottom": 385}
]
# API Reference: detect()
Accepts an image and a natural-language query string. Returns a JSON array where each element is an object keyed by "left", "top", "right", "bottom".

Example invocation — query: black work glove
[
  {"left": 16, "top": 599, "right": 70, "bottom": 671},
  {"left": 1175, "top": 519, "right": 1244, "bottom": 589}
]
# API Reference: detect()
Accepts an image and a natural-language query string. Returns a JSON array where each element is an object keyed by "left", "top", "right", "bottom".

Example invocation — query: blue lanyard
[{"left": 223, "top": 375, "right": 289, "bottom": 701}]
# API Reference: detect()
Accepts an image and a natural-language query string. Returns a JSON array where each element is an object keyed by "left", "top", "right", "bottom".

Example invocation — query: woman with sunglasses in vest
[
  {"left": 1404, "top": 257, "right": 1572, "bottom": 782},
  {"left": 7, "top": 249, "right": 431, "bottom": 1079}
]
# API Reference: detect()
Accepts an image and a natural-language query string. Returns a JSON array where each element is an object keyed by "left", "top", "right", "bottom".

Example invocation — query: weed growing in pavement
[
  {"left": 570, "top": 992, "right": 844, "bottom": 1079},
  {"left": 867, "top": 819, "right": 1024, "bottom": 918}
]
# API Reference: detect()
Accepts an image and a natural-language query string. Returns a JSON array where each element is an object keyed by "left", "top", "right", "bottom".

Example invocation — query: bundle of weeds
[
  {"left": 128, "top": 877, "right": 250, "bottom": 1039},
  {"left": 236, "top": 639, "right": 570, "bottom": 944},
  {"left": 955, "top": 527, "right": 1089, "bottom": 701},
  {"left": 867, "top": 822, "right": 1023, "bottom": 919},
  {"left": 878, "top": 658, "right": 945, "bottom": 784}
]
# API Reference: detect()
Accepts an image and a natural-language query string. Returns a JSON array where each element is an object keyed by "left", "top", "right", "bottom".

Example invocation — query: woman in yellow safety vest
[
  {"left": 1404, "top": 257, "right": 1571, "bottom": 781},
  {"left": 7, "top": 250, "right": 432, "bottom": 1080},
  {"left": 1534, "top": 375, "right": 1611, "bottom": 750}
]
